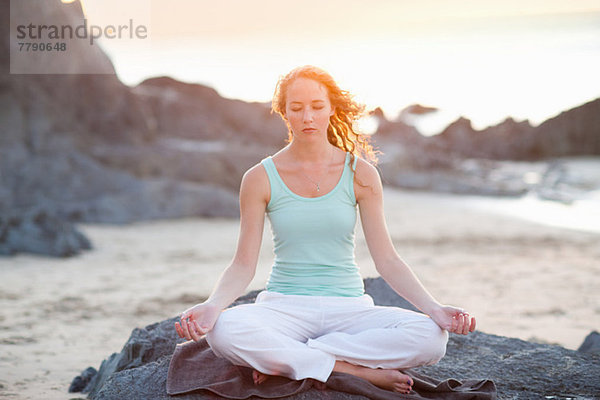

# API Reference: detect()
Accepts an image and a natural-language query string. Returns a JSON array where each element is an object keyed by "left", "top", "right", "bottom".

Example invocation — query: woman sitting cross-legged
[{"left": 175, "top": 65, "right": 476, "bottom": 395}]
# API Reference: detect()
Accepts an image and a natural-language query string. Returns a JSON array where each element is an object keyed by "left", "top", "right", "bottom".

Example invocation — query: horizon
[{"left": 79, "top": 1, "right": 600, "bottom": 134}]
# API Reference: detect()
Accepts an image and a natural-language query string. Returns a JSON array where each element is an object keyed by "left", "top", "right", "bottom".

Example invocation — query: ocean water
[
  {"left": 453, "top": 157, "right": 600, "bottom": 234},
  {"left": 463, "top": 190, "right": 600, "bottom": 234}
]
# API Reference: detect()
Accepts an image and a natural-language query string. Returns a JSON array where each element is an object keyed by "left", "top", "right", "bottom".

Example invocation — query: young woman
[{"left": 175, "top": 65, "right": 476, "bottom": 394}]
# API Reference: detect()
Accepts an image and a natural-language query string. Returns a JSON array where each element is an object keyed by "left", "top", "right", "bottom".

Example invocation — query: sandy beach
[{"left": 0, "top": 188, "right": 599, "bottom": 400}]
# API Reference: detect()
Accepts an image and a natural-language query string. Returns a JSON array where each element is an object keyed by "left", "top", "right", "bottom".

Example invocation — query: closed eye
[{"left": 291, "top": 106, "right": 324, "bottom": 111}]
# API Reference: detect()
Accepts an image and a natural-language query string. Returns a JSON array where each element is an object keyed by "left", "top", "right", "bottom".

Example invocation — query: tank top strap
[
  {"left": 340, "top": 152, "right": 358, "bottom": 205},
  {"left": 260, "top": 156, "right": 284, "bottom": 206}
]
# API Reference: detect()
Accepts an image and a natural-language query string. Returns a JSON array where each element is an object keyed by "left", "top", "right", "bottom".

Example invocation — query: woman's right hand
[{"left": 174, "top": 301, "right": 221, "bottom": 342}]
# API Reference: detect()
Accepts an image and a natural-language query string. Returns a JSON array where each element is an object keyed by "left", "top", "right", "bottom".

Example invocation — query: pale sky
[
  {"left": 80, "top": 0, "right": 600, "bottom": 40},
  {"left": 75, "top": 0, "right": 600, "bottom": 132}
]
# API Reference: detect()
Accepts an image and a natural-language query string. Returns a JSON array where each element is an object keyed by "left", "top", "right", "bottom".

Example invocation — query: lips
[{"left": 302, "top": 128, "right": 317, "bottom": 133}]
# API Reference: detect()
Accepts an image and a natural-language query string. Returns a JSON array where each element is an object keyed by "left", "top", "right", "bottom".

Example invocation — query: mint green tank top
[{"left": 260, "top": 151, "right": 365, "bottom": 297}]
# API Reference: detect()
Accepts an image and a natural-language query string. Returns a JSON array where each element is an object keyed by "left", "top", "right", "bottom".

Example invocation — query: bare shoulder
[
  {"left": 354, "top": 157, "right": 383, "bottom": 203},
  {"left": 240, "top": 161, "right": 270, "bottom": 205},
  {"left": 354, "top": 157, "right": 381, "bottom": 185}
]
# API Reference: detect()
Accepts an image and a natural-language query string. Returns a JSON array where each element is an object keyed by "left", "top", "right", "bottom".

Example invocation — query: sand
[{"left": 1, "top": 188, "right": 599, "bottom": 399}]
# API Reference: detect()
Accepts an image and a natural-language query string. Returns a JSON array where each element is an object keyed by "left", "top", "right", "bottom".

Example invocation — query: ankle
[{"left": 333, "top": 360, "right": 358, "bottom": 374}]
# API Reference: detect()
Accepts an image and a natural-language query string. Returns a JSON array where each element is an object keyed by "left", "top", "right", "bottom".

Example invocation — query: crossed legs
[{"left": 205, "top": 292, "right": 448, "bottom": 394}]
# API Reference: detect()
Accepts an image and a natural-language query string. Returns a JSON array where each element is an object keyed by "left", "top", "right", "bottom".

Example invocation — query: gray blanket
[{"left": 167, "top": 338, "right": 497, "bottom": 400}]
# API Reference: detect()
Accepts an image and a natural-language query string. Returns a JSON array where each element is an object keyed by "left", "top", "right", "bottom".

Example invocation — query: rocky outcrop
[
  {"left": 132, "top": 76, "right": 286, "bottom": 147},
  {"left": 0, "top": 209, "right": 91, "bottom": 257},
  {"left": 91, "top": 77, "right": 289, "bottom": 191},
  {"left": 0, "top": 1, "right": 281, "bottom": 256},
  {"left": 0, "top": 134, "right": 240, "bottom": 256},
  {"left": 371, "top": 100, "right": 600, "bottom": 197},
  {"left": 381, "top": 98, "right": 600, "bottom": 161},
  {"left": 432, "top": 117, "right": 537, "bottom": 160},
  {"left": 1, "top": 2, "right": 155, "bottom": 150},
  {"left": 371, "top": 118, "right": 531, "bottom": 197},
  {"left": 2, "top": 1, "right": 156, "bottom": 256},
  {"left": 73, "top": 278, "right": 600, "bottom": 399},
  {"left": 399, "top": 104, "right": 439, "bottom": 116},
  {"left": 578, "top": 331, "right": 600, "bottom": 355},
  {"left": 533, "top": 98, "right": 600, "bottom": 158}
]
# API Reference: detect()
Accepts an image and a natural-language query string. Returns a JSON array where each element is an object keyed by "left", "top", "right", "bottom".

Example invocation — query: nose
[{"left": 302, "top": 108, "right": 314, "bottom": 123}]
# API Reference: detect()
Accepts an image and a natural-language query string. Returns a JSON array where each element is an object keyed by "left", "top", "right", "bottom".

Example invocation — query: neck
[{"left": 287, "top": 140, "right": 334, "bottom": 164}]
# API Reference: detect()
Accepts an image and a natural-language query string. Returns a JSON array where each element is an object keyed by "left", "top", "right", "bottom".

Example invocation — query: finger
[
  {"left": 470, "top": 316, "right": 477, "bottom": 332},
  {"left": 188, "top": 320, "right": 202, "bottom": 342},
  {"left": 174, "top": 322, "right": 184, "bottom": 338},
  {"left": 180, "top": 318, "right": 193, "bottom": 340},
  {"left": 196, "top": 320, "right": 210, "bottom": 335},
  {"left": 454, "top": 314, "right": 463, "bottom": 334},
  {"left": 195, "top": 320, "right": 208, "bottom": 337},
  {"left": 462, "top": 314, "right": 470, "bottom": 335},
  {"left": 180, "top": 312, "right": 190, "bottom": 323},
  {"left": 451, "top": 315, "right": 458, "bottom": 332},
  {"left": 462, "top": 314, "right": 469, "bottom": 334}
]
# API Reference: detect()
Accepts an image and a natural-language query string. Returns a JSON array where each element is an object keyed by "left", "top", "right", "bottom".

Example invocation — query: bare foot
[
  {"left": 252, "top": 369, "right": 270, "bottom": 385},
  {"left": 333, "top": 361, "right": 413, "bottom": 394}
]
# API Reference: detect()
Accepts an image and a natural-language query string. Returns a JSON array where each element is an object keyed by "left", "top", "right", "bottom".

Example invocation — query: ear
[{"left": 329, "top": 106, "right": 335, "bottom": 117}]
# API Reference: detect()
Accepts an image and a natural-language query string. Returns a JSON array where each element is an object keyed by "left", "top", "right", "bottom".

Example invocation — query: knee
[
  {"left": 418, "top": 320, "right": 448, "bottom": 365},
  {"left": 205, "top": 308, "right": 246, "bottom": 358},
  {"left": 205, "top": 315, "right": 227, "bottom": 357}
]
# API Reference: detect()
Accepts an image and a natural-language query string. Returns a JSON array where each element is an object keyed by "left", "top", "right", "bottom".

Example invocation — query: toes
[
  {"left": 400, "top": 373, "right": 413, "bottom": 393},
  {"left": 393, "top": 382, "right": 411, "bottom": 394},
  {"left": 392, "top": 371, "right": 413, "bottom": 394},
  {"left": 252, "top": 370, "right": 264, "bottom": 385},
  {"left": 252, "top": 370, "right": 269, "bottom": 385},
  {"left": 397, "top": 372, "right": 413, "bottom": 386}
]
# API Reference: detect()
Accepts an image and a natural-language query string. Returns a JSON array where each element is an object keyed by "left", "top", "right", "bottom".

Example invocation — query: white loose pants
[{"left": 206, "top": 290, "right": 448, "bottom": 383}]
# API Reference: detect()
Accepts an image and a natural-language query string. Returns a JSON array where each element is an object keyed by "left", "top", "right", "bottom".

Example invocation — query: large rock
[
  {"left": 372, "top": 133, "right": 531, "bottom": 197},
  {"left": 432, "top": 117, "right": 537, "bottom": 161},
  {"left": 578, "top": 331, "right": 600, "bottom": 355},
  {"left": 74, "top": 278, "right": 600, "bottom": 399},
  {"left": 383, "top": 99, "right": 600, "bottom": 161},
  {"left": 87, "top": 138, "right": 276, "bottom": 192},
  {"left": 2, "top": 2, "right": 155, "bottom": 150},
  {"left": 371, "top": 101, "right": 600, "bottom": 198},
  {"left": 533, "top": 98, "right": 600, "bottom": 158},
  {"left": 132, "top": 76, "right": 286, "bottom": 147},
  {"left": 0, "top": 0, "right": 277, "bottom": 256},
  {"left": 0, "top": 208, "right": 92, "bottom": 257}
]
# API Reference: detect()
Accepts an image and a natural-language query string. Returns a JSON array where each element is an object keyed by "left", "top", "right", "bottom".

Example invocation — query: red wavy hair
[{"left": 271, "top": 65, "right": 379, "bottom": 168}]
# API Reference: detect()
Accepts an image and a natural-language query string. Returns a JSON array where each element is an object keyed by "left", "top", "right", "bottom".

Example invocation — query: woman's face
[{"left": 284, "top": 77, "right": 335, "bottom": 141}]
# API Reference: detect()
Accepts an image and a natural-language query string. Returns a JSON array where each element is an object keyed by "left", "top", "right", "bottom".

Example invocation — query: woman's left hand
[{"left": 430, "top": 305, "right": 476, "bottom": 335}]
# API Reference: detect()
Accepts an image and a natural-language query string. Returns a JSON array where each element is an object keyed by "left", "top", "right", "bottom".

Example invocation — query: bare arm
[
  {"left": 355, "top": 159, "right": 475, "bottom": 334},
  {"left": 205, "top": 164, "right": 269, "bottom": 310},
  {"left": 176, "top": 163, "right": 269, "bottom": 340}
]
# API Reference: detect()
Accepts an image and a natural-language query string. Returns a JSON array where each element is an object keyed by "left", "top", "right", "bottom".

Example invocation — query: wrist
[
  {"left": 204, "top": 297, "right": 227, "bottom": 311},
  {"left": 422, "top": 301, "right": 443, "bottom": 317}
]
